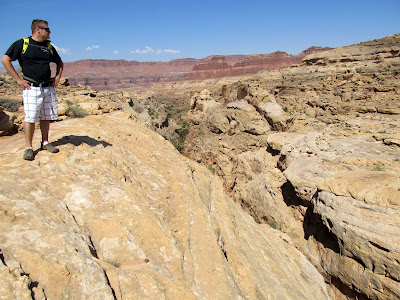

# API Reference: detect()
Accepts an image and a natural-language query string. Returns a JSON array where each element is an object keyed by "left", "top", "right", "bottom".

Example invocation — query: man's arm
[
  {"left": 1, "top": 55, "right": 30, "bottom": 89},
  {"left": 53, "top": 60, "right": 64, "bottom": 87}
]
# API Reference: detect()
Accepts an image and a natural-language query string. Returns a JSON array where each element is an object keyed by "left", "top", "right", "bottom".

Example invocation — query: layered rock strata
[
  {"left": 185, "top": 47, "right": 333, "bottom": 81},
  {"left": 268, "top": 133, "right": 400, "bottom": 299},
  {"left": 182, "top": 34, "right": 400, "bottom": 299},
  {"left": 55, "top": 47, "right": 332, "bottom": 90},
  {"left": 0, "top": 113, "right": 330, "bottom": 299}
]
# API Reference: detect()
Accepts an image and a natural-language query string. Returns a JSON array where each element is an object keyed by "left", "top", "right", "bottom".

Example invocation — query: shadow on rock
[
  {"left": 0, "top": 124, "right": 19, "bottom": 137},
  {"left": 53, "top": 135, "right": 113, "bottom": 148},
  {"left": 280, "top": 181, "right": 341, "bottom": 253},
  {"left": 303, "top": 204, "right": 341, "bottom": 254}
]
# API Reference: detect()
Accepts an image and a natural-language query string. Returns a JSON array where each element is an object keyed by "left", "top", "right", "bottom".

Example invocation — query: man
[{"left": 1, "top": 19, "right": 64, "bottom": 161}]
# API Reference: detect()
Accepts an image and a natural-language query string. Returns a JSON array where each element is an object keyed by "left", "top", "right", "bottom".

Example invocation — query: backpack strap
[
  {"left": 22, "top": 37, "right": 29, "bottom": 54},
  {"left": 47, "top": 43, "right": 53, "bottom": 55},
  {"left": 22, "top": 37, "right": 54, "bottom": 55}
]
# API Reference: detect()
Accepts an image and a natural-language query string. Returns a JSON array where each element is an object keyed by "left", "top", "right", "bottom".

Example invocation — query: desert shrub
[
  {"left": 171, "top": 118, "right": 190, "bottom": 152},
  {"left": 147, "top": 108, "right": 158, "bottom": 119},
  {"left": 372, "top": 164, "right": 385, "bottom": 171},
  {"left": 269, "top": 219, "right": 277, "bottom": 229},
  {"left": 171, "top": 140, "right": 184, "bottom": 152},
  {"left": 65, "top": 100, "right": 87, "bottom": 118},
  {"left": 172, "top": 127, "right": 189, "bottom": 152},
  {"left": 175, "top": 127, "right": 189, "bottom": 141},
  {"left": 207, "top": 164, "right": 216, "bottom": 174},
  {"left": 0, "top": 98, "right": 21, "bottom": 112}
]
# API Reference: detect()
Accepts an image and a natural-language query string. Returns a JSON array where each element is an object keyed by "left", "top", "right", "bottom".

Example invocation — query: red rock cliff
[{"left": 58, "top": 47, "right": 333, "bottom": 89}]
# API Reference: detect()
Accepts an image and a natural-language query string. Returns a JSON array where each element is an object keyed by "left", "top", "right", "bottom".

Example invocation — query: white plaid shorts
[{"left": 23, "top": 86, "right": 58, "bottom": 123}]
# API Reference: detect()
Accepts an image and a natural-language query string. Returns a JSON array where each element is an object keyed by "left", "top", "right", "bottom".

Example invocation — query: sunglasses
[{"left": 39, "top": 27, "right": 51, "bottom": 32}]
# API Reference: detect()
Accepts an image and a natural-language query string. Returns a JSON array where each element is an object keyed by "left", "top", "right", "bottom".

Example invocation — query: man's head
[
  {"left": 31, "top": 19, "right": 51, "bottom": 41},
  {"left": 31, "top": 19, "right": 49, "bottom": 33}
]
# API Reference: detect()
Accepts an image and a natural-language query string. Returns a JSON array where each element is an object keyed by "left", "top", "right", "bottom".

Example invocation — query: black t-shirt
[{"left": 5, "top": 37, "right": 62, "bottom": 83}]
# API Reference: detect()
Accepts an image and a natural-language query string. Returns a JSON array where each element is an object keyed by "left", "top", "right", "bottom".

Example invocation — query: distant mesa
[
  {"left": 60, "top": 47, "right": 332, "bottom": 90},
  {"left": 0, "top": 47, "right": 333, "bottom": 89}
]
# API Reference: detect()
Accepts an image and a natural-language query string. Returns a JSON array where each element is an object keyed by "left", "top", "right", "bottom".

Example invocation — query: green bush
[
  {"left": 372, "top": 164, "right": 385, "bottom": 171},
  {"left": 171, "top": 140, "right": 184, "bottom": 152},
  {"left": 148, "top": 108, "right": 158, "bottom": 119},
  {"left": 269, "top": 219, "right": 277, "bottom": 229},
  {"left": 171, "top": 120, "right": 190, "bottom": 152},
  {"left": 65, "top": 100, "right": 87, "bottom": 118},
  {"left": 208, "top": 164, "right": 216, "bottom": 174},
  {"left": 0, "top": 98, "right": 21, "bottom": 112}
]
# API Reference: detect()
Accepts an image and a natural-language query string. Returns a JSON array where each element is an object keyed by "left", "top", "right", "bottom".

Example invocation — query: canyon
[
  {"left": 0, "top": 33, "right": 399, "bottom": 299},
  {"left": 59, "top": 46, "right": 332, "bottom": 90}
]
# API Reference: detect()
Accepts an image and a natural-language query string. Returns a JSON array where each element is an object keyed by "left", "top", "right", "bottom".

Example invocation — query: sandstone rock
[
  {"left": 303, "top": 34, "right": 400, "bottom": 66},
  {"left": 248, "top": 92, "right": 293, "bottom": 131},
  {"left": 318, "top": 171, "right": 400, "bottom": 208},
  {"left": 0, "top": 113, "right": 331, "bottom": 299},
  {"left": 376, "top": 107, "right": 400, "bottom": 115},
  {"left": 180, "top": 34, "right": 400, "bottom": 299},
  {"left": 266, "top": 130, "right": 400, "bottom": 299},
  {"left": 226, "top": 100, "right": 271, "bottom": 135},
  {"left": 313, "top": 171, "right": 400, "bottom": 299},
  {"left": 185, "top": 56, "right": 231, "bottom": 80},
  {"left": 267, "top": 131, "right": 400, "bottom": 201},
  {"left": 267, "top": 132, "right": 305, "bottom": 152},
  {"left": 0, "top": 108, "right": 14, "bottom": 136},
  {"left": 60, "top": 77, "right": 69, "bottom": 86},
  {"left": 0, "top": 261, "right": 33, "bottom": 300},
  {"left": 382, "top": 138, "right": 400, "bottom": 147},
  {"left": 60, "top": 46, "right": 333, "bottom": 90},
  {"left": 178, "top": 34, "right": 400, "bottom": 299},
  {"left": 188, "top": 91, "right": 229, "bottom": 132},
  {"left": 233, "top": 148, "right": 304, "bottom": 236},
  {"left": 189, "top": 89, "right": 220, "bottom": 113},
  {"left": 79, "top": 102, "right": 100, "bottom": 114},
  {"left": 137, "top": 109, "right": 153, "bottom": 128},
  {"left": 226, "top": 99, "right": 254, "bottom": 112}
]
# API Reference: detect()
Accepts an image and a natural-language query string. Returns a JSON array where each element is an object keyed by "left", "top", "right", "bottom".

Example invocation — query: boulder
[
  {"left": 226, "top": 100, "right": 271, "bottom": 135},
  {"left": 0, "top": 107, "right": 14, "bottom": 136}
]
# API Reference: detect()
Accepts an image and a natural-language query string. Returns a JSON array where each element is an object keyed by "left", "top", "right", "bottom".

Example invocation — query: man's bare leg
[
  {"left": 40, "top": 120, "right": 59, "bottom": 153},
  {"left": 40, "top": 120, "right": 50, "bottom": 143},
  {"left": 24, "top": 122, "right": 35, "bottom": 148},
  {"left": 23, "top": 122, "right": 36, "bottom": 160}
]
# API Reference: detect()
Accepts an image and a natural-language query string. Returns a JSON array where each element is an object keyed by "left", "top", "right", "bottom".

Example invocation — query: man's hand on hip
[{"left": 16, "top": 78, "right": 31, "bottom": 90}]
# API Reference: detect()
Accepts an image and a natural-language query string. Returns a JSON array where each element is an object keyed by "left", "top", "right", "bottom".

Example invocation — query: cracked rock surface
[{"left": 0, "top": 112, "right": 330, "bottom": 299}]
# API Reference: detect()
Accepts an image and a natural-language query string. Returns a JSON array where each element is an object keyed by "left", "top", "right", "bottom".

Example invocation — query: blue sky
[{"left": 1, "top": 0, "right": 399, "bottom": 64}]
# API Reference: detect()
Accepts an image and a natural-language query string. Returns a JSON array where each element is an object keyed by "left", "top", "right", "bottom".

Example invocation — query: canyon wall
[
  {"left": 181, "top": 33, "right": 400, "bottom": 299},
  {"left": 60, "top": 47, "right": 332, "bottom": 90}
]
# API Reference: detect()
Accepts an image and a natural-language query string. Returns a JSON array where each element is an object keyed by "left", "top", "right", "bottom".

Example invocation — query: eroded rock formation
[
  {"left": 182, "top": 34, "right": 400, "bottom": 299},
  {"left": 55, "top": 47, "right": 333, "bottom": 90},
  {"left": 0, "top": 107, "right": 14, "bottom": 135},
  {"left": 0, "top": 113, "right": 330, "bottom": 299},
  {"left": 185, "top": 47, "right": 333, "bottom": 81}
]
